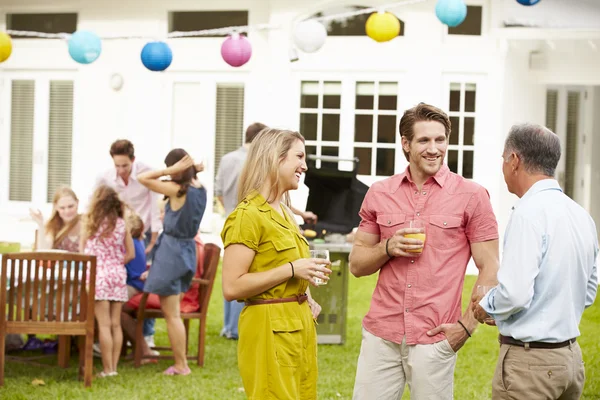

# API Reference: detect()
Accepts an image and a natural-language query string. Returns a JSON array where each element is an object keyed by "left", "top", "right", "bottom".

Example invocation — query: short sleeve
[
  {"left": 358, "top": 188, "right": 380, "bottom": 236},
  {"left": 221, "top": 208, "right": 261, "bottom": 252},
  {"left": 465, "top": 186, "right": 499, "bottom": 243}
]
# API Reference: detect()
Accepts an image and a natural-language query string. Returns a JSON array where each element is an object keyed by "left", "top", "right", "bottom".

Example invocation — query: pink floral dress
[{"left": 84, "top": 218, "right": 128, "bottom": 302}]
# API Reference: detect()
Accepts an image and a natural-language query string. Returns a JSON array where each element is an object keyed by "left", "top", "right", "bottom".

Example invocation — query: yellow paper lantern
[
  {"left": 365, "top": 11, "right": 400, "bottom": 43},
  {"left": 0, "top": 32, "right": 12, "bottom": 63}
]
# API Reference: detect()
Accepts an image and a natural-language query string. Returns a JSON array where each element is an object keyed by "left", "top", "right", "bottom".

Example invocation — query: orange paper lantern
[{"left": 365, "top": 11, "right": 400, "bottom": 43}]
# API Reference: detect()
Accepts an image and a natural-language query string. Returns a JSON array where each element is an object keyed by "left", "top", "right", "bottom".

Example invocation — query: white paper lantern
[{"left": 293, "top": 20, "right": 327, "bottom": 53}]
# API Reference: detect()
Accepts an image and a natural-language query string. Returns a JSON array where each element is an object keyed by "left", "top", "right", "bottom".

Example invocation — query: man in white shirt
[{"left": 473, "top": 123, "right": 598, "bottom": 399}]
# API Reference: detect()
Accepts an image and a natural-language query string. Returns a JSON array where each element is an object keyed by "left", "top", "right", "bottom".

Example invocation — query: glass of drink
[
  {"left": 404, "top": 220, "right": 426, "bottom": 254},
  {"left": 309, "top": 249, "right": 329, "bottom": 286},
  {"left": 476, "top": 285, "right": 496, "bottom": 324}
]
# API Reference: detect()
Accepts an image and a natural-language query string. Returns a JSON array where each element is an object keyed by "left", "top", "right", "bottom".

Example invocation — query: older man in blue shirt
[{"left": 473, "top": 123, "right": 598, "bottom": 400}]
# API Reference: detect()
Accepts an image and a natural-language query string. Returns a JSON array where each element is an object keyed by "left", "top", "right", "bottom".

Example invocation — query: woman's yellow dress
[{"left": 221, "top": 193, "right": 318, "bottom": 400}]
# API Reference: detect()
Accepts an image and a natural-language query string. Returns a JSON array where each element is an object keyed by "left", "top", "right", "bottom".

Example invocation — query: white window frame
[
  {"left": 0, "top": 71, "right": 77, "bottom": 215},
  {"left": 442, "top": 75, "right": 486, "bottom": 180},
  {"left": 294, "top": 72, "right": 408, "bottom": 187}
]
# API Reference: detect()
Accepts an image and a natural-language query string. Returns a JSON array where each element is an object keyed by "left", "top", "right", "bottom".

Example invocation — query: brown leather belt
[
  {"left": 499, "top": 335, "right": 576, "bottom": 349},
  {"left": 245, "top": 293, "right": 308, "bottom": 306}
]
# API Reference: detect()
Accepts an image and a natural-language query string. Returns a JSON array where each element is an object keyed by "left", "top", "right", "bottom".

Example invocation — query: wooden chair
[
  {"left": 0, "top": 252, "right": 97, "bottom": 387},
  {"left": 131, "top": 243, "right": 220, "bottom": 367}
]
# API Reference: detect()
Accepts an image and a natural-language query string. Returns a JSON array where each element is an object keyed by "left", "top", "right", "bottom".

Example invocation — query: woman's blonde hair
[
  {"left": 237, "top": 128, "right": 305, "bottom": 206},
  {"left": 45, "top": 186, "right": 80, "bottom": 248}
]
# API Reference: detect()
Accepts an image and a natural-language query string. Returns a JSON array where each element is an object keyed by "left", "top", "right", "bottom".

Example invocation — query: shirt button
[
  {"left": 443, "top": 222, "right": 447, "bottom": 226},
  {"left": 405, "top": 308, "right": 409, "bottom": 313},
  {"left": 410, "top": 260, "right": 415, "bottom": 264},
  {"left": 388, "top": 220, "right": 391, "bottom": 225},
  {"left": 408, "top": 284, "right": 412, "bottom": 288},
  {"left": 414, "top": 191, "right": 418, "bottom": 195},
  {"left": 416, "top": 212, "right": 420, "bottom": 217},
  {"left": 422, "top": 191, "right": 427, "bottom": 195}
]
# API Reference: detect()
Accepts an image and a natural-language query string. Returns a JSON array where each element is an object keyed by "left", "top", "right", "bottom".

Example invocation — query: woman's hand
[
  {"left": 164, "top": 155, "right": 195, "bottom": 176},
  {"left": 291, "top": 258, "right": 331, "bottom": 287},
  {"left": 194, "top": 162, "right": 204, "bottom": 173},
  {"left": 29, "top": 208, "right": 44, "bottom": 226},
  {"left": 140, "top": 271, "right": 149, "bottom": 281},
  {"left": 307, "top": 296, "right": 322, "bottom": 319}
]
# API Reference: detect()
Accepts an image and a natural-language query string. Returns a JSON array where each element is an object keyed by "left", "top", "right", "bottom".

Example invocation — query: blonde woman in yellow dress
[{"left": 221, "top": 128, "right": 331, "bottom": 400}]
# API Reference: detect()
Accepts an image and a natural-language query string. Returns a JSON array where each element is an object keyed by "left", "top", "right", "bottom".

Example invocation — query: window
[
  {"left": 310, "top": 6, "right": 403, "bottom": 37},
  {"left": 353, "top": 82, "right": 398, "bottom": 176},
  {"left": 564, "top": 92, "right": 580, "bottom": 199},
  {"left": 545, "top": 89, "right": 558, "bottom": 133},
  {"left": 447, "top": 82, "right": 477, "bottom": 179},
  {"left": 214, "top": 83, "right": 245, "bottom": 174},
  {"left": 5, "top": 77, "right": 74, "bottom": 204},
  {"left": 47, "top": 81, "right": 74, "bottom": 202},
  {"left": 9, "top": 81, "right": 35, "bottom": 202},
  {"left": 299, "top": 81, "right": 341, "bottom": 161},
  {"left": 448, "top": 6, "right": 482, "bottom": 36},
  {"left": 168, "top": 11, "right": 248, "bottom": 37},
  {"left": 6, "top": 13, "right": 78, "bottom": 38}
]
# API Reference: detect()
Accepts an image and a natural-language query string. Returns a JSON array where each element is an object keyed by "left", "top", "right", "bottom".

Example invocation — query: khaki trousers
[
  {"left": 492, "top": 342, "right": 585, "bottom": 400},
  {"left": 353, "top": 328, "right": 457, "bottom": 400}
]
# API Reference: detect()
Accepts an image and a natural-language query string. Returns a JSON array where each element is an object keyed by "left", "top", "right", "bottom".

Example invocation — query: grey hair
[{"left": 504, "top": 123, "right": 561, "bottom": 177}]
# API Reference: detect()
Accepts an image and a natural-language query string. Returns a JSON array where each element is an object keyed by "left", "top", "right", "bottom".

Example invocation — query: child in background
[
  {"left": 125, "top": 214, "right": 147, "bottom": 299},
  {"left": 81, "top": 185, "right": 134, "bottom": 378}
]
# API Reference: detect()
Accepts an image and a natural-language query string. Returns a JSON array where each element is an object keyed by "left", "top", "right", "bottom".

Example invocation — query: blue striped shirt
[{"left": 481, "top": 179, "right": 598, "bottom": 342}]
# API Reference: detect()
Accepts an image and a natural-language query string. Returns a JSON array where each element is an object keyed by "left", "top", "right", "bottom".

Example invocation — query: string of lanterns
[{"left": 0, "top": 0, "right": 541, "bottom": 71}]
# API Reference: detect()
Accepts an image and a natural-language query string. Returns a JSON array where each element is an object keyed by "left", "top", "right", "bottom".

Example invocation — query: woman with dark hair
[{"left": 137, "top": 149, "right": 207, "bottom": 376}]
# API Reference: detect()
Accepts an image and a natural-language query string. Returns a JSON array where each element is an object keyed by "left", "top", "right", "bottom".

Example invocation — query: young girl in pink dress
[{"left": 81, "top": 185, "right": 134, "bottom": 377}]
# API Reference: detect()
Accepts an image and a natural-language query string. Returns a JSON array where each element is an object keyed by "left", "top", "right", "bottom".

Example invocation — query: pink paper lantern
[{"left": 221, "top": 33, "right": 252, "bottom": 67}]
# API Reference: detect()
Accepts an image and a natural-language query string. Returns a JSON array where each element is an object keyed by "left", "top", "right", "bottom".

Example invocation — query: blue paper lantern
[
  {"left": 68, "top": 31, "right": 102, "bottom": 64},
  {"left": 435, "top": 0, "right": 468, "bottom": 28},
  {"left": 516, "top": 0, "right": 541, "bottom": 5},
  {"left": 141, "top": 41, "right": 173, "bottom": 72}
]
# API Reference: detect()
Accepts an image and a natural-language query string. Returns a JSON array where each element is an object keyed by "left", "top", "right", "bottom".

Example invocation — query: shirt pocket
[
  {"left": 271, "top": 318, "right": 304, "bottom": 367},
  {"left": 428, "top": 215, "right": 463, "bottom": 250},
  {"left": 376, "top": 213, "right": 406, "bottom": 239}
]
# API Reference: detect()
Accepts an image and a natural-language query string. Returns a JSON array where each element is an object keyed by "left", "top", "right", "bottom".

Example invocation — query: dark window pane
[
  {"left": 354, "top": 115, "right": 373, "bottom": 142},
  {"left": 322, "top": 146, "right": 339, "bottom": 157},
  {"left": 356, "top": 82, "right": 374, "bottom": 110},
  {"left": 464, "top": 117, "right": 475, "bottom": 146},
  {"left": 7, "top": 13, "right": 78, "bottom": 38},
  {"left": 449, "top": 116, "right": 460, "bottom": 145},
  {"left": 465, "top": 83, "right": 476, "bottom": 112},
  {"left": 354, "top": 148, "right": 372, "bottom": 175},
  {"left": 323, "top": 81, "right": 341, "bottom": 109},
  {"left": 306, "top": 145, "right": 317, "bottom": 157},
  {"left": 322, "top": 114, "right": 340, "bottom": 141},
  {"left": 168, "top": 11, "right": 248, "bottom": 37},
  {"left": 300, "top": 113, "right": 318, "bottom": 141},
  {"left": 448, "top": 6, "right": 482, "bottom": 36},
  {"left": 301, "top": 81, "right": 318, "bottom": 108},
  {"left": 462, "top": 150, "right": 474, "bottom": 179},
  {"left": 376, "top": 148, "right": 395, "bottom": 176},
  {"left": 449, "top": 84, "right": 461, "bottom": 112},
  {"left": 377, "top": 115, "right": 396, "bottom": 144},
  {"left": 447, "top": 150, "right": 458, "bottom": 174},
  {"left": 378, "top": 82, "right": 397, "bottom": 110},
  {"left": 311, "top": 7, "right": 404, "bottom": 37}
]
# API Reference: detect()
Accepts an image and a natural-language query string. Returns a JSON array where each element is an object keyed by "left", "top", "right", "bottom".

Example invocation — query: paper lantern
[
  {"left": 516, "top": 0, "right": 541, "bottom": 5},
  {"left": 0, "top": 32, "right": 12, "bottom": 63},
  {"left": 365, "top": 11, "right": 401, "bottom": 43},
  {"left": 293, "top": 20, "right": 327, "bottom": 53},
  {"left": 221, "top": 33, "right": 252, "bottom": 67},
  {"left": 141, "top": 41, "right": 173, "bottom": 72},
  {"left": 435, "top": 0, "right": 468, "bottom": 28},
  {"left": 68, "top": 31, "right": 102, "bottom": 64}
]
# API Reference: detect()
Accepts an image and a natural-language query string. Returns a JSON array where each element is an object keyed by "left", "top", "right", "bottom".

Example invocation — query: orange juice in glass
[{"left": 404, "top": 220, "right": 426, "bottom": 253}]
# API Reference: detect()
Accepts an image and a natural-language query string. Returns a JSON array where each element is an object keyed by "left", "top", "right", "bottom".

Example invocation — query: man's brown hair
[
  {"left": 245, "top": 122, "right": 268, "bottom": 144},
  {"left": 109, "top": 139, "right": 135, "bottom": 160},
  {"left": 398, "top": 103, "right": 451, "bottom": 161}
]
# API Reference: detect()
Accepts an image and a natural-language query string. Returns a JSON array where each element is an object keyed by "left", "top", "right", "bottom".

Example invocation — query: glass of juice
[{"left": 405, "top": 220, "right": 426, "bottom": 254}]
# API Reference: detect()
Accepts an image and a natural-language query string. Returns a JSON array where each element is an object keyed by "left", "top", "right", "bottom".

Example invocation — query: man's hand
[
  {"left": 471, "top": 293, "right": 496, "bottom": 325},
  {"left": 145, "top": 242, "right": 155, "bottom": 255},
  {"left": 140, "top": 271, "right": 149, "bottom": 281},
  {"left": 302, "top": 211, "right": 318, "bottom": 224},
  {"left": 386, "top": 228, "right": 425, "bottom": 257},
  {"left": 427, "top": 322, "right": 469, "bottom": 352}
]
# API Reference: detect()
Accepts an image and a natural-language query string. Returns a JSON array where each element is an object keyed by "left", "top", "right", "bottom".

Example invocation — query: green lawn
[{"left": 2, "top": 269, "right": 599, "bottom": 399}]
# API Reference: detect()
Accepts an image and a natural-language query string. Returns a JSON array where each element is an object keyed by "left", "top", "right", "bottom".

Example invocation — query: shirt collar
[
  {"left": 247, "top": 192, "right": 291, "bottom": 230},
  {"left": 396, "top": 164, "right": 449, "bottom": 193},
  {"left": 113, "top": 161, "right": 139, "bottom": 183},
  {"left": 513, "top": 179, "right": 562, "bottom": 210}
]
